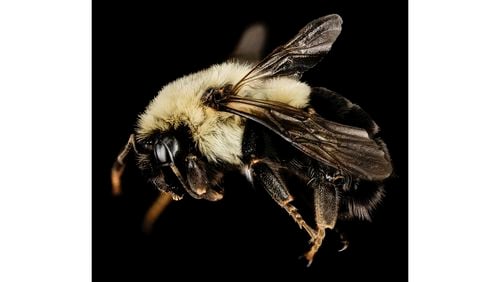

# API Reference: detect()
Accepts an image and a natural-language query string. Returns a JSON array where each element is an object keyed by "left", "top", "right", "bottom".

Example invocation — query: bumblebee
[{"left": 112, "top": 14, "right": 392, "bottom": 265}]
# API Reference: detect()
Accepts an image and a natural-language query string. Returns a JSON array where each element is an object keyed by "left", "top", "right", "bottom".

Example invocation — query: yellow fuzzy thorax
[{"left": 137, "top": 61, "right": 311, "bottom": 165}]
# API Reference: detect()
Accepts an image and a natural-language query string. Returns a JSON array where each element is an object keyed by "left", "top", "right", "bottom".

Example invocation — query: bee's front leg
[{"left": 111, "top": 134, "right": 137, "bottom": 195}]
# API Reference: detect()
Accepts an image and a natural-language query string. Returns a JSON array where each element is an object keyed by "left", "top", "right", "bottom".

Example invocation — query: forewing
[
  {"left": 234, "top": 14, "right": 342, "bottom": 90},
  {"left": 221, "top": 96, "right": 392, "bottom": 181}
]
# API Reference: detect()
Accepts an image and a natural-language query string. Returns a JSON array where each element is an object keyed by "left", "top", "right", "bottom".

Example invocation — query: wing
[
  {"left": 220, "top": 96, "right": 392, "bottom": 181},
  {"left": 230, "top": 22, "right": 267, "bottom": 63},
  {"left": 233, "top": 14, "right": 342, "bottom": 92}
]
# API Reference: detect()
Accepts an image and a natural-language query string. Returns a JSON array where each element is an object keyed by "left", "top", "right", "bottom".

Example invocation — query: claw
[
  {"left": 304, "top": 252, "right": 315, "bottom": 267},
  {"left": 338, "top": 240, "right": 349, "bottom": 252},
  {"left": 301, "top": 228, "right": 326, "bottom": 267},
  {"left": 298, "top": 253, "right": 315, "bottom": 267},
  {"left": 337, "top": 230, "right": 349, "bottom": 252}
]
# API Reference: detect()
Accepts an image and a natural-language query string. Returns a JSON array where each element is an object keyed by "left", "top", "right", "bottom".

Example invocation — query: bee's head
[
  {"left": 134, "top": 127, "right": 193, "bottom": 199},
  {"left": 134, "top": 124, "right": 226, "bottom": 201}
]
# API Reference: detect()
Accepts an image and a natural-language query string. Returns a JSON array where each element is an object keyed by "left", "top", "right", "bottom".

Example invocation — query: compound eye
[{"left": 153, "top": 136, "right": 179, "bottom": 166}]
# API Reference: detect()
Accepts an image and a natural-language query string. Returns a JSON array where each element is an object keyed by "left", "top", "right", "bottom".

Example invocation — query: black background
[{"left": 93, "top": 0, "right": 407, "bottom": 280}]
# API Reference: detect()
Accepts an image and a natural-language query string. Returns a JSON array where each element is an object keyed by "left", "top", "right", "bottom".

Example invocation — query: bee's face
[{"left": 134, "top": 127, "right": 195, "bottom": 199}]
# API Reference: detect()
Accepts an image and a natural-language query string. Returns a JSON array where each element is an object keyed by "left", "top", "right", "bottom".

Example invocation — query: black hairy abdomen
[{"left": 309, "top": 87, "right": 379, "bottom": 136}]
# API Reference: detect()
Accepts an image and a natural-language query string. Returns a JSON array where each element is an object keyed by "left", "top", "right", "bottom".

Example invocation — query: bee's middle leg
[
  {"left": 242, "top": 121, "right": 316, "bottom": 239},
  {"left": 248, "top": 159, "right": 316, "bottom": 239}
]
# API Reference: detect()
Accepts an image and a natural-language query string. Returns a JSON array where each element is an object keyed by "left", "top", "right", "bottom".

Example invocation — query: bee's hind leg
[{"left": 303, "top": 177, "right": 341, "bottom": 266}]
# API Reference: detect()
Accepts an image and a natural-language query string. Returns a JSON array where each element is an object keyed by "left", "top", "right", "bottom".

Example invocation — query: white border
[
  {"left": 0, "top": 1, "right": 91, "bottom": 281},
  {"left": 410, "top": 0, "right": 500, "bottom": 281}
]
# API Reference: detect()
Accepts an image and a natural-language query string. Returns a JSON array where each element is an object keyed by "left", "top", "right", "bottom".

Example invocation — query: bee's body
[{"left": 112, "top": 14, "right": 393, "bottom": 265}]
